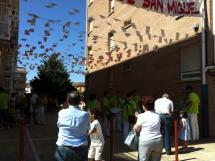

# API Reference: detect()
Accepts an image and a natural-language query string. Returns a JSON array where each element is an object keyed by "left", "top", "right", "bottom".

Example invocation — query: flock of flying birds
[
  {"left": 16, "top": 0, "right": 190, "bottom": 75},
  {"left": 17, "top": 1, "right": 86, "bottom": 75}
]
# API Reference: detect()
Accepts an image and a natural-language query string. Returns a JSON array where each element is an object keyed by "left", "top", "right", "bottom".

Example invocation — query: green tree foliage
[{"left": 30, "top": 54, "right": 75, "bottom": 102}]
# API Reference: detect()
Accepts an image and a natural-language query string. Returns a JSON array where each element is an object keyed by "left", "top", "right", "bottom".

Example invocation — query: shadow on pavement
[
  {"left": 180, "top": 158, "right": 197, "bottom": 161},
  {"left": 178, "top": 147, "right": 204, "bottom": 154},
  {"left": 186, "top": 139, "right": 215, "bottom": 146},
  {"left": 114, "top": 151, "right": 137, "bottom": 161}
]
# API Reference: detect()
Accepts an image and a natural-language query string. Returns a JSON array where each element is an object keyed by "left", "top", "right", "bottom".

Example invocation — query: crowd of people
[
  {"left": 54, "top": 85, "right": 200, "bottom": 161},
  {"left": 0, "top": 87, "right": 48, "bottom": 129},
  {"left": 0, "top": 85, "right": 200, "bottom": 161}
]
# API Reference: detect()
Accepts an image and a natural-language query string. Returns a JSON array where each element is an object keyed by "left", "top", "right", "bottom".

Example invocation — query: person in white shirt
[
  {"left": 30, "top": 90, "right": 38, "bottom": 124},
  {"left": 154, "top": 93, "right": 174, "bottom": 155},
  {"left": 88, "top": 110, "right": 105, "bottom": 161},
  {"left": 134, "top": 96, "right": 163, "bottom": 161},
  {"left": 54, "top": 91, "right": 89, "bottom": 161}
]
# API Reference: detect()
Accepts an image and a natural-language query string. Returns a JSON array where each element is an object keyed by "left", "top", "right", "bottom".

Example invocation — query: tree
[{"left": 30, "top": 54, "right": 75, "bottom": 103}]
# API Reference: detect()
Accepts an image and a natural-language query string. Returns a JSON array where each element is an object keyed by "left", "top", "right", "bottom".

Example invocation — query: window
[
  {"left": 4, "top": 55, "right": 14, "bottom": 73},
  {"left": 108, "top": 32, "right": 115, "bottom": 51},
  {"left": 0, "top": 1, "right": 11, "bottom": 40},
  {"left": 124, "top": 18, "right": 132, "bottom": 29},
  {"left": 109, "top": 0, "right": 115, "bottom": 14},
  {"left": 88, "top": 18, "right": 93, "bottom": 34},
  {"left": 180, "top": 43, "right": 201, "bottom": 80},
  {"left": 88, "top": 46, "right": 92, "bottom": 56},
  {"left": 3, "top": 78, "right": 12, "bottom": 90}
]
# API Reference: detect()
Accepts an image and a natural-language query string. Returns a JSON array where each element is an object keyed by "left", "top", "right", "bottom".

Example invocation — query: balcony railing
[{"left": 3, "top": 78, "right": 12, "bottom": 89}]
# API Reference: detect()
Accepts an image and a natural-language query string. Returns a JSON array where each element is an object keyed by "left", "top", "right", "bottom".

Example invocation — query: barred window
[{"left": 180, "top": 43, "right": 201, "bottom": 80}]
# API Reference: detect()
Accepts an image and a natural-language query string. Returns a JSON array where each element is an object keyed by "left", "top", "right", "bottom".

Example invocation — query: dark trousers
[
  {"left": 0, "top": 109, "right": 8, "bottom": 126},
  {"left": 54, "top": 145, "right": 88, "bottom": 161},
  {"left": 159, "top": 114, "right": 172, "bottom": 154}
]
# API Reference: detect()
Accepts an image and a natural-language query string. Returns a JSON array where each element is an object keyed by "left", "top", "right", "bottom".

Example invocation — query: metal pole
[
  {"left": 174, "top": 120, "right": 179, "bottom": 161},
  {"left": 201, "top": 0, "right": 209, "bottom": 138},
  {"left": 201, "top": 0, "right": 206, "bottom": 85},
  {"left": 85, "top": 0, "right": 89, "bottom": 95},
  {"left": 85, "top": 0, "right": 88, "bottom": 73}
]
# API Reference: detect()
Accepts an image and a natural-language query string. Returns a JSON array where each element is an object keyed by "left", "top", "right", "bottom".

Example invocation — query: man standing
[
  {"left": 30, "top": 90, "right": 38, "bottom": 124},
  {"left": 186, "top": 85, "right": 200, "bottom": 141},
  {"left": 132, "top": 90, "right": 141, "bottom": 110},
  {"left": 110, "top": 91, "right": 123, "bottom": 131},
  {"left": 54, "top": 91, "right": 90, "bottom": 161},
  {"left": 122, "top": 92, "right": 137, "bottom": 139},
  {"left": 154, "top": 94, "right": 174, "bottom": 155},
  {"left": 102, "top": 91, "right": 110, "bottom": 136}
]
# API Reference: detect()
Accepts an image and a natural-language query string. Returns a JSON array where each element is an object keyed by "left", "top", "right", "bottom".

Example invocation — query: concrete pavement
[
  {"left": 0, "top": 112, "right": 215, "bottom": 161},
  {"left": 113, "top": 140, "right": 215, "bottom": 161}
]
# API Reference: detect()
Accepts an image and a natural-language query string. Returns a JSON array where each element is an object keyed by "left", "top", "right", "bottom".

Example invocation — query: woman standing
[
  {"left": 122, "top": 92, "right": 137, "bottom": 140},
  {"left": 134, "top": 97, "right": 163, "bottom": 161}
]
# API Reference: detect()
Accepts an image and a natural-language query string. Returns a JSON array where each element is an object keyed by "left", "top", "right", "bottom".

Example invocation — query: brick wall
[
  {"left": 87, "top": 37, "right": 201, "bottom": 105},
  {"left": 87, "top": 0, "right": 201, "bottom": 73},
  {"left": 86, "top": 0, "right": 214, "bottom": 137},
  {"left": 87, "top": 37, "right": 205, "bottom": 135}
]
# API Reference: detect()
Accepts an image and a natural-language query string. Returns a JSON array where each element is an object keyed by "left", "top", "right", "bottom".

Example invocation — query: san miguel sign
[{"left": 121, "top": 0, "right": 203, "bottom": 16}]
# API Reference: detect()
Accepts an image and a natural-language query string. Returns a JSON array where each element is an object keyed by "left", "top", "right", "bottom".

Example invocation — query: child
[
  {"left": 88, "top": 110, "right": 105, "bottom": 161},
  {"left": 179, "top": 111, "right": 191, "bottom": 152}
]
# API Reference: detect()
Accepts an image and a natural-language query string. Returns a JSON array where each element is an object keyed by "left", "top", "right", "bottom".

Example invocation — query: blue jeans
[
  {"left": 159, "top": 114, "right": 172, "bottom": 154},
  {"left": 54, "top": 145, "right": 88, "bottom": 161}
]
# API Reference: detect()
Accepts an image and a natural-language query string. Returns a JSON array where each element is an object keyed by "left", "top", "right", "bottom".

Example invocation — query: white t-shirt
[
  {"left": 90, "top": 120, "right": 104, "bottom": 146},
  {"left": 154, "top": 97, "right": 174, "bottom": 114},
  {"left": 136, "top": 111, "right": 162, "bottom": 142}
]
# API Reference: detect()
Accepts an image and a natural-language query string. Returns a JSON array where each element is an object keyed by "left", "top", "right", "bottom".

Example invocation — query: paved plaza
[{"left": 0, "top": 112, "right": 215, "bottom": 161}]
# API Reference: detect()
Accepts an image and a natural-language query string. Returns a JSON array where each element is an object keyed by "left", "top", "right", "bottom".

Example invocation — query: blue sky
[{"left": 18, "top": 0, "right": 86, "bottom": 83}]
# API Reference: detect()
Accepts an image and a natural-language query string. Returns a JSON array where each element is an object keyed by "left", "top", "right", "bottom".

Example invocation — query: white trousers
[{"left": 189, "top": 113, "right": 199, "bottom": 140}]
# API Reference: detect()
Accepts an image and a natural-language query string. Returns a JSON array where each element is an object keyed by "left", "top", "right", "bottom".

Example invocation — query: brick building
[
  {"left": 86, "top": 0, "right": 215, "bottom": 137},
  {"left": 0, "top": 0, "right": 19, "bottom": 94}
]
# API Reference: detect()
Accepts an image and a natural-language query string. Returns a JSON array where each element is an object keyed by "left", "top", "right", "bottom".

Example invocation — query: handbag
[{"left": 124, "top": 129, "right": 139, "bottom": 150}]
